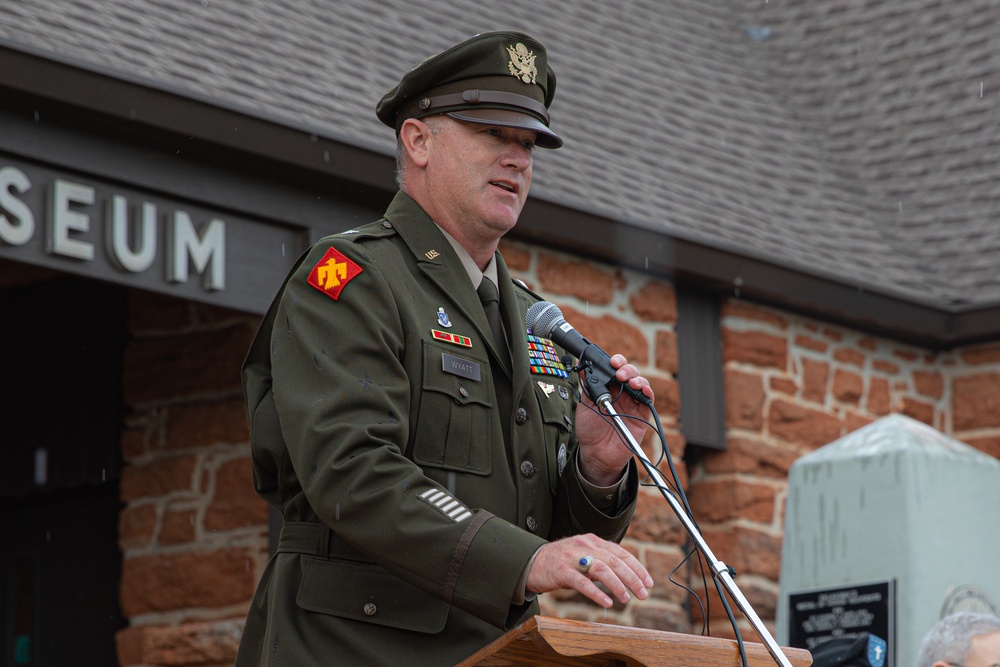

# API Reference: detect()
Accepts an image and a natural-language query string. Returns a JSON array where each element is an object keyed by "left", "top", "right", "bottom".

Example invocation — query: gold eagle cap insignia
[{"left": 506, "top": 43, "right": 538, "bottom": 84}]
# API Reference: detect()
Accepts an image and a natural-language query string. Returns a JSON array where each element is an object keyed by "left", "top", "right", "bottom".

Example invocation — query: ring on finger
[{"left": 578, "top": 555, "right": 594, "bottom": 573}]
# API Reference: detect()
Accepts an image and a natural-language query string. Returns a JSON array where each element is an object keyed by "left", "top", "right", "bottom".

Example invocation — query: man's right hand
[{"left": 526, "top": 534, "right": 653, "bottom": 608}]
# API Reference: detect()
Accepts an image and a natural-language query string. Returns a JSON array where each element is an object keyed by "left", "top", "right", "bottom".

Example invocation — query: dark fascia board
[
  {"left": 4, "top": 38, "right": 999, "bottom": 349},
  {"left": 514, "top": 196, "right": 1000, "bottom": 350}
]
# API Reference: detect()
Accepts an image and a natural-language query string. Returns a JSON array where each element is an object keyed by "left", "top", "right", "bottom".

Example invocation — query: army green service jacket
[{"left": 236, "top": 192, "right": 638, "bottom": 666}]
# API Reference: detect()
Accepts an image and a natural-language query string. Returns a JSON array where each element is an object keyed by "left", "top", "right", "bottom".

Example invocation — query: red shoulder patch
[{"left": 306, "top": 247, "right": 363, "bottom": 301}]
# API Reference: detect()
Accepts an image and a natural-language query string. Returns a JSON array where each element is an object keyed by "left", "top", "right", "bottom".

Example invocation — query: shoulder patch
[{"left": 307, "top": 247, "right": 363, "bottom": 301}]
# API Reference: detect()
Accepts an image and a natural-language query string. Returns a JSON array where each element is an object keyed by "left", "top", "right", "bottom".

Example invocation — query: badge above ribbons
[{"left": 307, "top": 247, "right": 363, "bottom": 301}]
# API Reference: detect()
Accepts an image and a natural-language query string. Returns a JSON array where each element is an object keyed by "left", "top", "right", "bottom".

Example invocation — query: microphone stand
[{"left": 580, "top": 361, "right": 794, "bottom": 667}]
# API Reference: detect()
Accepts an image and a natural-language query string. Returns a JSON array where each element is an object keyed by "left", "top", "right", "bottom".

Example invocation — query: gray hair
[{"left": 916, "top": 612, "right": 1000, "bottom": 667}]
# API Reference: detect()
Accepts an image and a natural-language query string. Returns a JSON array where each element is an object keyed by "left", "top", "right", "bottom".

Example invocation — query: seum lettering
[{"left": 0, "top": 165, "right": 226, "bottom": 290}]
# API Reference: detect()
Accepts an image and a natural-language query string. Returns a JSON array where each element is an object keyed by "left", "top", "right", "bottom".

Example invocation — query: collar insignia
[
  {"left": 424, "top": 249, "right": 440, "bottom": 260},
  {"left": 507, "top": 43, "right": 537, "bottom": 84}
]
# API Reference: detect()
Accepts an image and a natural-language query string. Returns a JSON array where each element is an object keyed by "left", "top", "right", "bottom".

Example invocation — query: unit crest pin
[{"left": 437, "top": 307, "right": 452, "bottom": 328}]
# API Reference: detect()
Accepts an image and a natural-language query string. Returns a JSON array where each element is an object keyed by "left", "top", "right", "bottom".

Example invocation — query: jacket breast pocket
[
  {"left": 411, "top": 341, "right": 494, "bottom": 475},
  {"left": 534, "top": 377, "right": 576, "bottom": 494},
  {"left": 297, "top": 557, "right": 449, "bottom": 634}
]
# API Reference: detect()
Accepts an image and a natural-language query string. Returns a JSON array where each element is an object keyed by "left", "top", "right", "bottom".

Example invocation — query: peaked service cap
[{"left": 376, "top": 31, "right": 562, "bottom": 148}]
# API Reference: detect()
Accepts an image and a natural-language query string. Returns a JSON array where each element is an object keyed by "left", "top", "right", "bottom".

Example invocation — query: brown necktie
[{"left": 477, "top": 277, "right": 511, "bottom": 372}]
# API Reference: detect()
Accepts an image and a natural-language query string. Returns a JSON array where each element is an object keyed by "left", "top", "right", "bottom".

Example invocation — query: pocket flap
[{"left": 297, "top": 557, "right": 449, "bottom": 634}]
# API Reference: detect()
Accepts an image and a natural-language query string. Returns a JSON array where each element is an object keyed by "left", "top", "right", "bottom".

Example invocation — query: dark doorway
[{"left": 0, "top": 271, "right": 127, "bottom": 666}]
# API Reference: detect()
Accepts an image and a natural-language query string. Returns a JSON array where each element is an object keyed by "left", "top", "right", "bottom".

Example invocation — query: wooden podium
[{"left": 457, "top": 616, "right": 813, "bottom": 667}]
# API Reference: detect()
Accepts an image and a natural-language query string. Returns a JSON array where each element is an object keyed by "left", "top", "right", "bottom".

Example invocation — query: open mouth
[{"left": 490, "top": 181, "right": 516, "bottom": 193}]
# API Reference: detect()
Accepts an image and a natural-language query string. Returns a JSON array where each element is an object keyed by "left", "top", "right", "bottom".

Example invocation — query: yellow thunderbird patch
[{"left": 307, "top": 247, "right": 363, "bottom": 301}]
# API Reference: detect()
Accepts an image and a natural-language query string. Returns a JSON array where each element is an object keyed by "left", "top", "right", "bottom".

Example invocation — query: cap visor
[{"left": 446, "top": 108, "right": 562, "bottom": 148}]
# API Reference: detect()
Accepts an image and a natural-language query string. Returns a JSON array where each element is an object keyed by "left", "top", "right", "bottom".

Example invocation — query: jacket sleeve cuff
[{"left": 448, "top": 515, "right": 546, "bottom": 629}]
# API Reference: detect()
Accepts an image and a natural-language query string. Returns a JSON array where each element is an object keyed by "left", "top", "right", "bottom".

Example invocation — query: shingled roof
[{"left": 2, "top": 0, "right": 999, "bottom": 344}]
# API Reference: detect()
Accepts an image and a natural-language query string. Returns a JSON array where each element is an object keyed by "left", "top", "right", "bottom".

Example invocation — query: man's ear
[{"left": 399, "top": 118, "right": 432, "bottom": 168}]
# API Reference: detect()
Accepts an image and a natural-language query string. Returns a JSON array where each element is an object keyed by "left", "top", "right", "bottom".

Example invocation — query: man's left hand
[{"left": 574, "top": 354, "right": 653, "bottom": 486}]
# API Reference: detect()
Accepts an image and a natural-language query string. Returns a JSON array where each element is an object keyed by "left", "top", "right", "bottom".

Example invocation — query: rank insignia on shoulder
[
  {"left": 526, "top": 334, "right": 569, "bottom": 378},
  {"left": 307, "top": 247, "right": 363, "bottom": 301},
  {"left": 436, "top": 307, "right": 453, "bottom": 328},
  {"left": 432, "top": 329, "right": 472, "bottom": 348}
]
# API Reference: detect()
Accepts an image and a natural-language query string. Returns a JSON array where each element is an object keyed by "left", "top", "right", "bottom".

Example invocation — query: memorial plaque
[{"left": 788, "top": 580, "right": 895, "bottom": 666}]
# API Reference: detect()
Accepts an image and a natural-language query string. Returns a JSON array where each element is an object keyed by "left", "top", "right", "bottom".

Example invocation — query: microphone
[{"left": 526, "top": 301, "right": 653, "bottom": 407}]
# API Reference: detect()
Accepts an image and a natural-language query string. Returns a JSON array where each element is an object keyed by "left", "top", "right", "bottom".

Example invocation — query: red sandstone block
[
  {"left": 120, "top": 455, "right": 198, "bottom": 502},
  {"left": 960, "top": 343, "right": 1000, "bottom": 365},
  {"left": 721, "top": 300, "right": 789, "bottom": 330},
  {"left": 631, "top": 281, "right": 677, "bottom": 323},
  {"left": 767, "top": 400, "right": 843, "bottom": 449},
  {"left": 769, "top": 376, "right": 798, "bottom": 395},
  {"left": 833, "top": 348, "right": 865, "bottom": 368},
  {"left": 953, "top": 372, "right": 1000, "bottom": 430},
  {"left": 497, "top": 239, "right": 531, "bottom": 271},
  {"left": 119, "top": 548, "right": 256, "bottom": 615},
  {"left": 724, "top": 369, "right": 765, "bottom": 431},
  {"left": 630, "top": 490, "right": 688, "bottom": 545},
  {"left": 699, "top": 526, "right": 782, "bottom": 580},
  {"left": 118, "top": 504, "right": 157, "bottom": 550},
  {"left": 689, "top": 479, "right": 777, "bottom": 524},
  {"left": 632, "top": 603, "right": 693, "bottom": 634},
  {"left": 866, "top": 377, "right": 891, "bottom": 415},
  {"left": 123, "top": 325, "right": 254, "bottom": 406},
  {"left": 165, "top": 399, "right": 250, "bottom": 450},
  {"left": 800, "top": 358, "right": 829, "bottom": 404},
  {"left": 701, "top": 438, "right": 798, "bottom": 478},
  {"left": 116, "top": 619, "right": 243, "bottom": 667},
  {"left": 723, "top": 329, "right": 787, "bottom": 370},
  {"left": 872, "top": 359, "right": 900, "bottom": 374},
  {"left": 654, "top": 330, "right": 679, "bottom": 375},
  {"left": 159, "top": 507, "right": 198, "bottom": 545},
  {"left": 559, "top": 305, "right": 649, "bottom": 365},
  {"left": 536, "top": 253, "right": 615, "bottom": 304},
  {"left": 205, "top": 457, "right": 269, "bottom": 532},
  {"left": 832, "top": 369, "right": 863, "bottom": 405},
  {"left": 649, "top": 376, "right": 680, "bottom": 420},
  {"left": 794, "top": 335, "right": 828, "bottom": 353},
  {"left": 901, "top": 397, "right": 934, "bottom": 425},
  {"left": 913, "top": 370, "right": 944, "bottom": 399}
]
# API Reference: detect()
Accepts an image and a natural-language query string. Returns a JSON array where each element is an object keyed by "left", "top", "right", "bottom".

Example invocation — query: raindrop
[
  {"left": 102, "top": 468, "right": 106, "bottom": 481},
  {"left": 281, "top": 243, "right": 286, "bottom": 256},
  {"left": 644, "top": 256, "right": 648, "bottom": 269},
  {"left": 981, "top": 81, "right": 984, "bottom": 98},
  {"left": 323, "top": 150, "right": 330, "bottom": 162},
  {"left": 898, "top": 201, "right": 903, "bottom": 214},
  {"left": 34, "top": 448, "right": 48, "bottom": 486},
  {"left": 447, "top": 472, "right": 456, "bottom": 494},
  {"left": 46, "top": 530, "right": 51, "bottom": 543},
  {"left": 33, "top": 110, "right": 40, "bottom": 122}
]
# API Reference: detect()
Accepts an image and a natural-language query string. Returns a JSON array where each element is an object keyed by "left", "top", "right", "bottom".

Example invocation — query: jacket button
[
  {"left": 381, "top": 220, "right": 392, "bottom": 229},
  {"left": 526, "top": 516, "right": 538, "bottom": 532},
  {"left": 520, "top": 460, "right": 535, "bottom": 477},
  {"left": 364, "top": 603, "right": 377, "bottom": 616},
  {"left": 515, "top": 408, "right": 528, "bottom": 425}
]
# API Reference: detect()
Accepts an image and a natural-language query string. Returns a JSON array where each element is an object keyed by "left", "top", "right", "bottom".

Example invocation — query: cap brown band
[{"left": 418, "top": 89, "right": 551, "bottom": 124}]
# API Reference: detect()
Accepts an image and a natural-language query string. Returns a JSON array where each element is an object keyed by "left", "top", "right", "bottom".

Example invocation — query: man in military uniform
[{"left": 236, "top": 31, "right": 655, "bottom": 666}]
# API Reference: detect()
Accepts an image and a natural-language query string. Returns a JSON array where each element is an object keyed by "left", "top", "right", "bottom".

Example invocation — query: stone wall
[{"left": 99, "top": 238, "right": 1000, "bottom": 664}]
